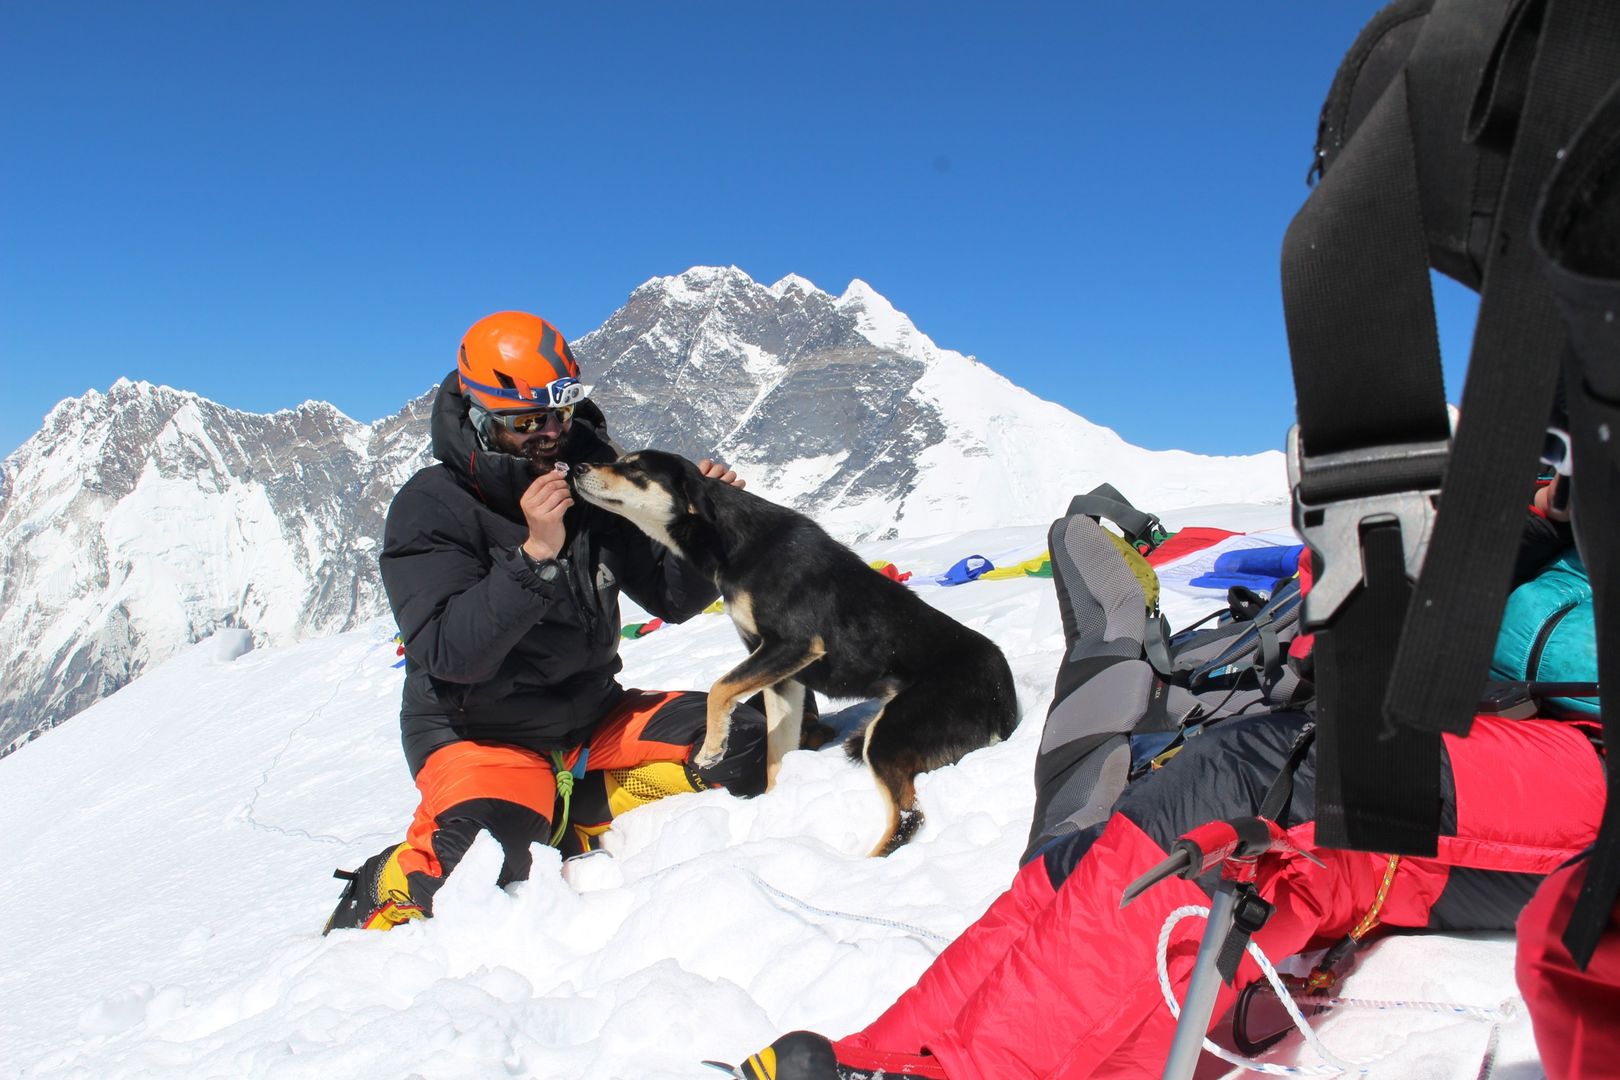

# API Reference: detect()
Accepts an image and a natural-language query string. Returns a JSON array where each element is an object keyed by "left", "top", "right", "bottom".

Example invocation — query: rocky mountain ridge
[{"left": 0, "top": 267, "right": 1284, "bottom": 748}]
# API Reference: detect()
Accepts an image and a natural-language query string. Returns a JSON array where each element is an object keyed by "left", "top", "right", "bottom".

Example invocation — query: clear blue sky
[{"left": 1, "top": 3, "right": 1480, "bottom": 460}]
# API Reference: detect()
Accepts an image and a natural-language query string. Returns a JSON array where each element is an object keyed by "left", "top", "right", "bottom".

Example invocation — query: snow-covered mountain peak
[
  {"left": 289, "top": 397, "right": 352, "bottom": 419},
  {"left": 634, "top": 264, "right": 757, "bottom": 306},
  {"left": 576, "top": 265, "right": 1282, "bottom": 542},
  {"left": 0, "top": 382, "right": 425, "bottom": 752},
  {"left": 629, "top": 268, "right": 946, "bottom": 367},
  {"left": 835, "top": 277, "right": 939, "bottom": 357},
  {"left": 768, "top": 272, "right": 821, "bottom": 298}
]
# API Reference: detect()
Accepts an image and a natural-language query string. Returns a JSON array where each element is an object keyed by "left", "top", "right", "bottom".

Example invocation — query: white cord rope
[
  {"left": 589, "top": 850, "right": 955, "bottom": 950},
  {"left": 1158, "top": 904, "right": 1372, "bottom": 1076},
  {"left": 1156, "top": 905, "right": 1521, "bottom": 1077},
  {"left": 1292, "top": 993, "right": 1517, "bottom": 1024},
  {"left": 744, "top": 870, "right": 955, "bottom": 948}
]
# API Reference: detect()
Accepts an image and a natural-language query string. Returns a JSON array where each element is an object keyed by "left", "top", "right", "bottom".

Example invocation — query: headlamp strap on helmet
[{"left": 461, "top": 372, "right": 589, "bottom": 409}]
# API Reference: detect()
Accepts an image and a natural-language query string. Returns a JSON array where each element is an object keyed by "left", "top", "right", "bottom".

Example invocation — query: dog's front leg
[
  {"left": 761, "top": 679, "right": 805, "bottom": 790},
  {"left": 697, "top": 677, "right": 747, "bottom": 772},
  {"left": 697, "top": 638, "right": 825, "bottom": 778}
]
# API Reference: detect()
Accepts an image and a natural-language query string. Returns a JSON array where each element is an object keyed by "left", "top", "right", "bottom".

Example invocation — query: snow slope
[{"left": 0, "top": 506, "right": 1533, "bottom": 1079}]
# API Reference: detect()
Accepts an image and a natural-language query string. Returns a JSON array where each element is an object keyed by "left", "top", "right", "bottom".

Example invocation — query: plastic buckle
[
  {"left": 1141, "top": 511, "right": 1166, "bottom": 546},
  {"left": 1542, "top": 426, "right": 1573, "bottom": 477},
  {"left": 1286, "top": 424, "right": 1447, "bottom": 629}
]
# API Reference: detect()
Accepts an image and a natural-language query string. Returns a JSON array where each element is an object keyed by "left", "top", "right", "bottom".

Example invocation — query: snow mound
[{"left": 0, "top": 507, "right": 1538, "bottom": 1079}]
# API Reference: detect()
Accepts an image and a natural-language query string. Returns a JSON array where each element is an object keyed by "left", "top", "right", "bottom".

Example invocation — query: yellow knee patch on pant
[{"left": 605, "top": 762, "right": 700, "bottom": 817}]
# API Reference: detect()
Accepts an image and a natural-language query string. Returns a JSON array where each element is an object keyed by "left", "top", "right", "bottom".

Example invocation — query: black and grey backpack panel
[{"left": 1282, "top": 0, "right": 1620, "bottom": 966}]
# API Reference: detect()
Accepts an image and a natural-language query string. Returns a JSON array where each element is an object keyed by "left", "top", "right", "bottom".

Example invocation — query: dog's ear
[{"left": 681, "top": 460, "right": 717, "bottom": 522}]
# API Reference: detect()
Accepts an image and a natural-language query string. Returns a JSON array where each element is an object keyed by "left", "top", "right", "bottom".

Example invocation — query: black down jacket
[{"left": 382, "top": 373, "right": 719, "bottom": 774}]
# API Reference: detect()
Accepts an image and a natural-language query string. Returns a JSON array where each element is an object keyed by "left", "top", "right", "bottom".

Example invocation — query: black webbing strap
[
  {"left": 1216, "top": 884, "right": 1276, "bottom": 985},
  {"left": 1259, "top": 722, "right": 1318, "bottom": 823},
  {"left": 1385, "top": 0, "right": 1620, "bottom": 743},
  {"left": 1065, "top": 484, "right": 1162, "bottom": 550},
  {"left": 1537, "top": 78, "right": 1620, "bottom": 968},
  {"left": 1317, "top": 525, "right": 1443, "bottom": 853},
  {"left": 1285, "top": 71, "right": 1452, "bottom": 459},
  {"left": 1282, "top": 64, "right": 1451, "bottom": 854}
]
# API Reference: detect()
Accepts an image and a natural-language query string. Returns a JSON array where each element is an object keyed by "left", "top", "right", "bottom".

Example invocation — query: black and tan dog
[{"left": 571, "top": 450, "right": 1020, "bottom": 855}]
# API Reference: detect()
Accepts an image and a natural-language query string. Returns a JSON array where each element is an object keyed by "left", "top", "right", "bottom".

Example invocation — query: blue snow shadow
[{"left": 815, "top": 698, "right": 885, "bottom": 750}]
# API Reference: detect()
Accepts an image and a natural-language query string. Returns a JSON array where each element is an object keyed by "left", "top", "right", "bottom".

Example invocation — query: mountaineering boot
[
  {"left": 710, "top": 1031, "right": 938, "bottom": 1079},
  {"left": 734, "top": 1032, "right": 840, "bottom": 1079},
  {"left": 321, "top": 842, "right": 425, "bottom": 934}
]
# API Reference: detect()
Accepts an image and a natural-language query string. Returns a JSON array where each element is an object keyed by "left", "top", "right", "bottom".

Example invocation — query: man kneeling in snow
[{"left": 324, "top": 311, "right": 763, "bottom": 934}]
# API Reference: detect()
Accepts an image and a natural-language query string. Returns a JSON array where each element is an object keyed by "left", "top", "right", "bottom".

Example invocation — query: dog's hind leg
[
  {"left": 698, "top": 637, "right": 825, "bottom": 777},
  {"left": 860, "top": 679, "right": 990, "bottom": 856},
  {"left": 857, "top": 702, "right": 921, "bottom": 856},
  {"left": 868, "top": 754, "right": 924, "bottom": 858},
  {"left": 761, "top": 679, "right": 806, "bottom": 790}
]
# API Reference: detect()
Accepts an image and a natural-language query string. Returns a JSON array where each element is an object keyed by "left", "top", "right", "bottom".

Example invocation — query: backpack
[
  {"left": 1025, "top": 486, "right": 1309, "bottom": 861},
  {"left": 1280, "top": 0, "right": 1620, "bottom": 965}
]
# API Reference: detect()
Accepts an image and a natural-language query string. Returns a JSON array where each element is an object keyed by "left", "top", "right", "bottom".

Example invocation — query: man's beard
[{"left": 519, "top": 437, "right": 564, "bottom": 474}]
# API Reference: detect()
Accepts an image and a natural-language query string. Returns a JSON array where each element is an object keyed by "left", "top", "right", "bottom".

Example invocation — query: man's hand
[
  {"left": 697, "top": 458, "right": 746, "bottom": 490},
  {"left": 520, "top": 468, "right": 573, "bottom": 561}
]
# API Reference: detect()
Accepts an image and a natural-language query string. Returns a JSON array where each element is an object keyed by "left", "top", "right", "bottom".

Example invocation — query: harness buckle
[
  {"left": 1285, "top": 424, "right": 1448, "bottom": 629},
  {"left": 1541, "top": 425, "right": 1574, "bottom": 477}
]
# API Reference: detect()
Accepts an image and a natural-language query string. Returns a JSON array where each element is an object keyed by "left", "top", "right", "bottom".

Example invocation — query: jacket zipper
[
  {"left": 566, "top": 568, "right": 599, "bottom": 640},
  {"left": 561, "top": 529, "right": 612, "bottom": 646},
  {"left": 1526, "top": 602, "right": 1577, "bottom": 681}
]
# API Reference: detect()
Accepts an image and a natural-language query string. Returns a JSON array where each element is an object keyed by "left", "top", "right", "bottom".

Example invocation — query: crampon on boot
[
  {"left": 322, "top": 842, "right": 425, "bottom": 934},
  {"left": 703, "top": 1031, "right": 945, "bottom": 1080}
]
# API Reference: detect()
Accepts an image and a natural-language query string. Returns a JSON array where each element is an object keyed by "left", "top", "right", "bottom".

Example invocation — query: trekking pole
[{"left": 1121, "top": 816, "right": 1324, "bottom": 1080}]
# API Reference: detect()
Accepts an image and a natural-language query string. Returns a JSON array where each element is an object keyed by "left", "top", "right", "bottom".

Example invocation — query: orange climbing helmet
[{"left": 457, "top": 311, "right": 590, "bottom": 413}]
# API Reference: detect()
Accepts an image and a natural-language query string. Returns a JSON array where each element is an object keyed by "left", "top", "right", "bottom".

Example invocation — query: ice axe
[{"left": 1121, "top": 815, "right": 1323, "bottom": 1080}]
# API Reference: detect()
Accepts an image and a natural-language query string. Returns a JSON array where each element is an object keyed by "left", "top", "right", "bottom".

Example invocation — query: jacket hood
[{"left": 429, "top": 371, "right": 617, "bottom": 521}]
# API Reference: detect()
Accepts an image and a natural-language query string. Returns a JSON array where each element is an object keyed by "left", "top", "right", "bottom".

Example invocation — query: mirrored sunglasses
[{"left": 491, "top": 405, "right": 575, "bottom": 433}]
